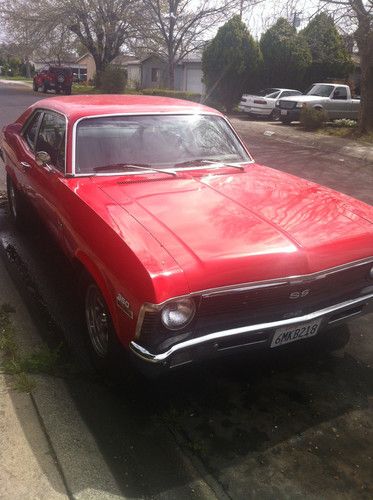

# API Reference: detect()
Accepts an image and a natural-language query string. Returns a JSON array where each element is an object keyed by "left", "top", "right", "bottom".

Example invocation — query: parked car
[
  {"left": 277, "top": 83, "right": 360, "bottom": 124},
  {"left": 33, "top": 66, "right": 73, "bottom": 95},
  {"left": 238, "top": 88, "right": 303, "bottom": 121},
  {"left": 1, "top": 96, "right": 373, "bottom": 374}
]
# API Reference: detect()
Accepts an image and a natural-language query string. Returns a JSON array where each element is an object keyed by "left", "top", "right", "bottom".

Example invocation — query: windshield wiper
[
  {"left": 173, "top": 158, "right": 244, "bottom": 170},
  {"left": 93, "top": 163, "right": 177, "bottom": 176}
]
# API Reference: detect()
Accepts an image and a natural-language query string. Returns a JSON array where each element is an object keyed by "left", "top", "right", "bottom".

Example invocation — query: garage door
[{"left": 186, "top": 68, "right": 204, "bottom": 94}]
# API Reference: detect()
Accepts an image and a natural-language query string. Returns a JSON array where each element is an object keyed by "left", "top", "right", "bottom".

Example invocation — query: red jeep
[{"left": 33, "top": 66, "right": 73, "bottom": 95}]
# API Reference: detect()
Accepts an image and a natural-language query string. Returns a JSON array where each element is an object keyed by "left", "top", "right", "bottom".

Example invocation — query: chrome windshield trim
[
  {"left": 130, "top": 292, "right": 373, "bottom": 364},
  {"left": 71, "top": 112, "right": 254, "bottom": 176}
]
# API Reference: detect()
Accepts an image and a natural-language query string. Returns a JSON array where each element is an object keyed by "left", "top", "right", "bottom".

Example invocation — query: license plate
[
  {"left": 281, "top": 110, "right": 288, "bottom": 115},
  {"left": 270, "top": 319, "right": 321, "bottom": 348}
]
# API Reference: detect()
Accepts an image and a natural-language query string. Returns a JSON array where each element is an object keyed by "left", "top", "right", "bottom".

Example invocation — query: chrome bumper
[{"left": 130, "top": 293, "right": 373, "bottom": 368}]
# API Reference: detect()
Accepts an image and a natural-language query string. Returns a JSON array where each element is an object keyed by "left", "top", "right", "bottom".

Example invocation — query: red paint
[{"left": 2, "top": 95, "right": 373, "bottom": 349}]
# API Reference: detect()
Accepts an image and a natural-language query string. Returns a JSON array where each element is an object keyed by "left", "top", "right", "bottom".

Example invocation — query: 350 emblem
[{"left": 289, "top": 289, "right": 310, "bottom": 299}]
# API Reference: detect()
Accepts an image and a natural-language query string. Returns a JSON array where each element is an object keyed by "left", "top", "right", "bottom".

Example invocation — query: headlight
[
  {"left": 296, "top": 102, "right": 306, "bottom": 108},
  {"left": 161, "top": 298, "right": 196, "bottom": 330},
  {"left": 275, "top": 101, "right": 280, "bottom": 107}
]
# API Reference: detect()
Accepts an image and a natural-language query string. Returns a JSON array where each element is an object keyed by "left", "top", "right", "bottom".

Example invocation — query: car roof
[{"left": 31, "top": 94, "right": 221, "bottom": 122}]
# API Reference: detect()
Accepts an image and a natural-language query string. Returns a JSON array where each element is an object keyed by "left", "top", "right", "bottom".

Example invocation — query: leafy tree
[
  {"left": 260, "top": 18, "right": 311, "bottom": 90},
  {"left": 301, "top": 13, "right": 354, "bottom": 85},
  {"left": 202, "top": 16, "right": 262, "bottom": 112}
]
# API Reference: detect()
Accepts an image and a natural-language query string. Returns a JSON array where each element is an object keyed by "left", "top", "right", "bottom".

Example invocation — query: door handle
[{"left": 20, "top": 161, "right": 31, "bottom": 168}]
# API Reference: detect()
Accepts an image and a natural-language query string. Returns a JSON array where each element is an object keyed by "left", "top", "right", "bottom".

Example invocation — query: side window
[
  {"left": 333, "top": 87, "right": 347, "bottom": 100},
  {"left": 23, "top": 111, "right": 42, "bottom": 151},
  {"left": 281, "top": 91, "right": 301, "bottom": 98},
  {"left": 35, "top": 112, "right": 66, "bottom": 173}
]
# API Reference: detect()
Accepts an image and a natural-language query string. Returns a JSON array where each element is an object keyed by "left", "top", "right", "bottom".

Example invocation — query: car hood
[{"left": 99, "top": 164, "right": 373, "bottom": 293}]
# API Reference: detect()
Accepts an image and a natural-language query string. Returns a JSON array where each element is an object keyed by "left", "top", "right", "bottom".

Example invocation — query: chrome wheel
[{"left": 85, "top": 284, "right": 110, "bottom": 358}]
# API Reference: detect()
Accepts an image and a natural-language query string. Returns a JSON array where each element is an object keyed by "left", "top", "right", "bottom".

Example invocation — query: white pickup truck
[{"left": 277, "top": 83, "right": 360, "bottom": 124}]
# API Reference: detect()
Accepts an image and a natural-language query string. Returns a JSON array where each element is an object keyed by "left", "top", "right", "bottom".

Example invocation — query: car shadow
[{"left": 1, "top": 203, "right": 373, "bottom": 498}]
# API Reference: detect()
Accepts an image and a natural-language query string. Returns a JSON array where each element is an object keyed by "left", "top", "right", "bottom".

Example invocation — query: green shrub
[
  {"left": 100, "top": 65, "right": 127, "bottom": 93},
  {"left": 300, "top": 106, "right": 328, "bottom": 131},
  {"left": 141, "top": 88, "right": 202, "bottom": 103}
]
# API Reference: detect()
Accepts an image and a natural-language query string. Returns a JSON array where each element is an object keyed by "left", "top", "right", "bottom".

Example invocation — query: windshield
[
  {"left": 75, "top": 114, "right": 250, "bottom": 174},
  {"left": 307, "top": 84, "right": 334, "bottom": 97}
]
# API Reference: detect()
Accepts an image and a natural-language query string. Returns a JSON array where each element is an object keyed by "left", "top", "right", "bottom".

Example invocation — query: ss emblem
[{"left": 289, "top": 289, "right": 310, "bottom": 299}]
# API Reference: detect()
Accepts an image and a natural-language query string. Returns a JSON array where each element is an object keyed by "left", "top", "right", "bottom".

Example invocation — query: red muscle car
[{"left": 1, "top": 95, "right": 373, "bottom": 372}]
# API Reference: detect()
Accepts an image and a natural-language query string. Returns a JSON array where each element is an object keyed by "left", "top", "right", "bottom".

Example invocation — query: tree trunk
[
  {"left": 25, "top": 56, "right": 31, "bottom": 78},
  {"left": 94, "top": 57, "right": 107, "bottom": 88},
  {"left": 358, "top": 49, "right": 373, "bottom": 133},
  {"left": 168, "top": 59, "right": 175, "bottom": 90}
]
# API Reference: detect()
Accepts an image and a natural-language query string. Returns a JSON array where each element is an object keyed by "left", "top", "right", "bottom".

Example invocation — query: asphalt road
[{"left": 1, "top": 83, "right": 373, "bottom": 499}]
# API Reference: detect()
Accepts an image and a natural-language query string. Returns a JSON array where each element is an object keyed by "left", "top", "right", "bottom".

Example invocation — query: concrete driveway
[{"left": 1, "top": 83, "right": 373, "bottom": 499}]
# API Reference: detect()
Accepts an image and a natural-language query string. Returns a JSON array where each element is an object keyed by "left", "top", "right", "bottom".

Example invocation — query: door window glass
[
  {"left": 35, "top": 112, "right": 66, "bottom": 172},
  {"left": 23, "top": 111, "right": 42, "bottom": 151},
  {"left": 333, "top": 87, "right": 347, "bottom": 100}
]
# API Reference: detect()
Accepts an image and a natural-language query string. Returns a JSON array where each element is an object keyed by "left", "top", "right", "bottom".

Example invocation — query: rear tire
[
  {"left": 64, "top": 86, "right": 72, "bottom": 95},
  {"left": 271, "top": 109, "right": 281, "bottom": 121},
  {"left": 33, "top": 81, "right": 38, "bottom": 92},
  {"left": 42, "top": 82, "right": 48, "bottom": 93}
]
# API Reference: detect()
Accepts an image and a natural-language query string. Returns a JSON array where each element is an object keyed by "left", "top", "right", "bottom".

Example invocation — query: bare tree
[
  {"left": 0, "top": 0, "right": 139, "bottom": 83},
  {"left": 135, "top": 0, "right": 246, "bottom": 89}
]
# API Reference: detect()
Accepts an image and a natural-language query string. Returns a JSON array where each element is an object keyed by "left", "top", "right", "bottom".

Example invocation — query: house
[
  {"left": 76, "top": 52, "right": 205, "bottom": 94},
  {"left": 76, "top": 53, "right": 141, "bottom": 85},
  {"left": 141, "top": 53, "right": 205, "bottom": 94}
]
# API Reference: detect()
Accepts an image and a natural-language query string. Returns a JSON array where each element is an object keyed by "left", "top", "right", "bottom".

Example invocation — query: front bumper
[
  {"left": 238, "top": 105, "right": 272, "bottom": 116},
  {"left": 279, "top": 108, "right": 300, "bottom": 121},
  {"left": 130, "top": 293, "right": 373, "bottom": 369}
]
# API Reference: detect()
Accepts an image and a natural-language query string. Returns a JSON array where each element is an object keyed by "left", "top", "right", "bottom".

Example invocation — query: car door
[
  {"left": 28, "top": 110, "right": 67, "bottom": 243},
  {"left": 329, "top": 86, "right": 349, "bottom": 118},
  {"left": 14, "top": 110, "right": 44, "bottom": 200}
]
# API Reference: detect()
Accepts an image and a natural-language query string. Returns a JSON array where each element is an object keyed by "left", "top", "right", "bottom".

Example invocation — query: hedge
[{"left": 141, "top": 88, "right": 202, "bottom": 103}]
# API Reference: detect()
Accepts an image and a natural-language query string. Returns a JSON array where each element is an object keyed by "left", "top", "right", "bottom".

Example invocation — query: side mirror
[{"left": 35, "top": 150, "right": 51, "bottom": 165}]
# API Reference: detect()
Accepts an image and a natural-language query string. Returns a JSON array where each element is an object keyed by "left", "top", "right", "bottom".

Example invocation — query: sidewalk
[
  {"left": 230, "top": 115, "right": 373, "bottom": 164},
  {"left": 0, "top": 244, "right": 216, "bottom": 499},
  {"left": 0, "top": 79, "right": 32, "bottom": 88}
]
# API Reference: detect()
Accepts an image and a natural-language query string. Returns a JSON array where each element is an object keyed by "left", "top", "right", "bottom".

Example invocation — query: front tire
[
  {"left": 281, "top": 117, "right": 292, "bottom": 125},
  {"left": 6, "top": 175, "right": 24, "bottom": 226},
  {"left": 82, "top": 276, "right": 127, "bottom": 375},
  {"left": 33, "top": 81, "right": 38, "bottom": 92},
  {"left": 42, "top": 82, "right": 48, "bottom": 93}
]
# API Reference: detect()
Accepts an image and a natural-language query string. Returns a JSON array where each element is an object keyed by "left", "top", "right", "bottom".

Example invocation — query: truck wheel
[
  {"left": 33, "top": 81, "right": 38, "bottom": 92},
  {"left": 42, "top": 82, "right": 48, "bottom": 93}
]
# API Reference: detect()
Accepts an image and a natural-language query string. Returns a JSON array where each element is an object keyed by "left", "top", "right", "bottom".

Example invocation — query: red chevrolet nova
[{"left": 1, "top": 95, "right": 373, "bottom": 371}]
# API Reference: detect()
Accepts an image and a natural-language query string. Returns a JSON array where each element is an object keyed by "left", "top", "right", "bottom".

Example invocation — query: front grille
[
  {"left": 138, "top": 261, "right": 373, "bottom": 350},
  {"left": 279, "top": 100, "right": 297, "bottom": 110},
  {"left": 195, "top": 263, "right": 372, "bottom": 335}
]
